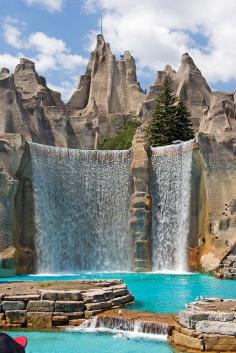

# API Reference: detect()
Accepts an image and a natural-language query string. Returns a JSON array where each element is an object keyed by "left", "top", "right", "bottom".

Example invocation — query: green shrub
[{"left": 98, "top": 120, "right": 141, "bottom": 150}]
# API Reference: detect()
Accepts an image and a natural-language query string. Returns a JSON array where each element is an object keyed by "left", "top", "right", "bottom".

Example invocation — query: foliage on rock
[{"left": 98, "top": 120, "right": 141, "bottom": 150}]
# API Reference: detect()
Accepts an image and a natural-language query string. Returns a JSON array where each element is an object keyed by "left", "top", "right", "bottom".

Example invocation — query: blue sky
[{"left": 1, "top": 0, "right": 236, "bottom": 102}]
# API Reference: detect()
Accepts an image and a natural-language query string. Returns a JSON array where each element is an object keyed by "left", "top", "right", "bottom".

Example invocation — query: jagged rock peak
[
  {"left": 93, "top": 34, "right": 112, "bottom": 59},
  {"left": 154, "top": 64, "right": 176, "bottom": 85},
  {"left": 0, "top": 68, "right": 10, "bottom": 78},
  {"left": 13, "top": 58, "right": 64, "bottom": 106},
  {"left": 97, "top": 34, "right": 107, "bottom": 47},
  {"left": 68, "top": 35, "right": 145, "bottom": 115},
  {"left": 179, "top": 52, "right": 202, "bottom": 74},
  {"left": 181, "top": 52, "right": 195, "bottom": 64},
  {"left": 16, "top": 58, "right": 35, "bottom": 71}
]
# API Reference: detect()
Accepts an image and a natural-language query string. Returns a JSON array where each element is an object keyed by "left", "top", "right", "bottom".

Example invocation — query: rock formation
[
  {"left": 0, "top": 60, "right": 72, "bottom": 276},
  {"left": 67, "top": 34, "right": 145, "bottom": 149},
  {"left": 0, "top": 59, "right": 71, "bottom": 148},
  {"left": 140, "top": 53, "right": 211, "bottom": 132},
  {"left": 0, "top": 68, "right": 30, "bottom": 139},
  {"left": 197, "top": 91, "right": 236, "bottom": 272},
  {"left": 170, "top": 298, "right": 236, "bottom": 352},
  {"left": 68, "top": 34, "right": 145, "bottom": 116},
  {"left": 175, "top": 53, "right": 211, "bottom": 131}
]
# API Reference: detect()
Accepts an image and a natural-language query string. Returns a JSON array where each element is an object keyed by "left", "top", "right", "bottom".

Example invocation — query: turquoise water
[
  {"left": 7, "top": 330, "right": 173, "bottom": 353},
  {"left": 2, "top": 273, "right": 235, "bottom": 353},
  {"left": 2, "top": 272, "right": 235, "bottom": 313}
]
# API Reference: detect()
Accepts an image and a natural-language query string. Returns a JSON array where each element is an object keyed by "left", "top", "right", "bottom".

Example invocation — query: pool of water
[
  {"left": 2, "top": 272, "right": 235, "bottom": 313},
  {"left": 2, "top": 272, "right": 235, "bottom": 353},
  {"left": 6, "top": 330, "right": 173, "bottom": 353}
]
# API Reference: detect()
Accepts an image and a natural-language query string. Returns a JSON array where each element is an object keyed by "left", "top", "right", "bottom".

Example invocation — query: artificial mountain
[{"left": 0, "top": 34, "right": 236, "bottom": 278}]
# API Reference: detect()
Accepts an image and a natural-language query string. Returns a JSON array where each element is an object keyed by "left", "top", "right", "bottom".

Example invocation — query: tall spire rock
[
  {"left": 140, "top": 53, "right": 211, "bottom": 132},
  {"left": 0, "top": 67, "right": 30, "bottom": 139},
  {"left": 68, "top": 34, "right": 145, "bottom": 116},
  {"left": 174, "top": 53, "right": 211, "bottom": 131},
  {"left": 146, "top": 64, "right": 176, "bottom": 102},
  {"left": 67, "top": 34, "right": 145, "bottom": 149},
  {"left": 14, "top": 58, "right": 64, "bottom": 106}
]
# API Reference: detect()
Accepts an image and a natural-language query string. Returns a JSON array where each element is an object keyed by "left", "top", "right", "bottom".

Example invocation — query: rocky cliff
[
  {"left": 0, "top": 59, "right": 72, "bottom": 276},
  {"left": 197, "top": 92, "right": 236, "bottom": 272}
]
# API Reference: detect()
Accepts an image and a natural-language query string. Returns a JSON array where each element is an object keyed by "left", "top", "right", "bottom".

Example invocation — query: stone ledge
[
  {"left": 0, "top": 279, "right": 134, "bottom": 329},
  {"left": 169, "top": 298, "right": 236, "bottom": 352}
]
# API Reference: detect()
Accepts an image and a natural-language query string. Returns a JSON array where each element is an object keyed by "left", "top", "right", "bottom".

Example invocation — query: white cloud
[
  {"left": 84, "top": 0, "right": 236, "bottom": 86},
  {"left": 1, "top": 18, "right": 87, "bottom": 73},
  {"left": 0, "top": 53, "right": 21, "bottom": 71},
  {"left": 48, "top": 78, "right": 77, "bottom": 102},
  {"left": 2, "top": 17, "right": 24, "bottom": 49},
  {"left": 0, "top": 17, "right": 87, "bottom": 101},
  {"left": 24, "top": 0, "right": 64, "bottom": 12}
]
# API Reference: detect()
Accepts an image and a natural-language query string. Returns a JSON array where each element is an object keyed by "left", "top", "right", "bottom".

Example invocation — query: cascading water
[
  {"left": 150, "top": 140, "right": 193, "bottom": 272},
  {"left": 29, "top": 143, "right": 132, "bottom": 273},
  {"left": 72, "top": 315, "right": 169, "bottom": 338}
]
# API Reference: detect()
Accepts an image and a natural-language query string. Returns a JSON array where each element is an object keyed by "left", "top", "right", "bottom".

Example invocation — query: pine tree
[
  {"left": 145, "top": 76, "right": 194, "bottom": 146},
  {"left": 174, "top": 99, "right": 194, "bottom": 141}
]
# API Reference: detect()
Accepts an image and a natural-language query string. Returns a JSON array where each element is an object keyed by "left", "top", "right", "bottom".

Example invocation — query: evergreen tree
[
  {"left": 145, "top": 76, "right": 194, "bottom": 146},
  {"left": 174, "top": 99, "right": 194, "bottom": 141}
]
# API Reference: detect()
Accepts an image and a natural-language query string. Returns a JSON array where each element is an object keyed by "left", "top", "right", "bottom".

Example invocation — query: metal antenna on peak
[{"left": 100, "top": 17, "right": 103, "bottom": 35}]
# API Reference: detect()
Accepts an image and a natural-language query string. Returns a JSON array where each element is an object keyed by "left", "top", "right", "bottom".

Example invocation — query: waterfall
[
  {"left": 73, "top": 315, "right": 170, "bottom": 336},
  {"left": 150, "top": 141, "right": 193, "bottom": 272},
  {"left": 29, "top": 143, "right": 132, "bottom": 273}
]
